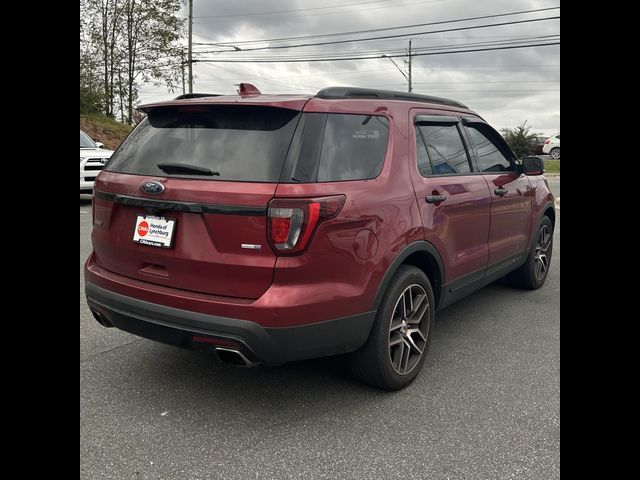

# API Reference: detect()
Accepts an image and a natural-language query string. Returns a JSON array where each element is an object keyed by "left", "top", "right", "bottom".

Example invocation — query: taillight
[
  {"left": 268, "top": 195, "right": 345, "bottom": 254},
  {"left": 544, "top": 139, "right": 552, "bottom": 144}
]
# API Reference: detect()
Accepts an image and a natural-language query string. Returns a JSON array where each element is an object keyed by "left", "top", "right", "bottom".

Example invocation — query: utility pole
[
  {"left": 408, "top": 39, "right": 413, "bottom": 93},
  {"left": 188, "top": 0, "right": 193, "bottom": 93},
  {"left": 180, "top": 49, "right": 185, "bottom": 94},
  {"left": 383, "top": 39, "right": 413, "bottom": 93}
]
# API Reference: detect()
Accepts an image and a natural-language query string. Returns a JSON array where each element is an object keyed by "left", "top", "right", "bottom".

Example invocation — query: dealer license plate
[{"left": 132, "top": 215, "right": 176, "bottom": 248}]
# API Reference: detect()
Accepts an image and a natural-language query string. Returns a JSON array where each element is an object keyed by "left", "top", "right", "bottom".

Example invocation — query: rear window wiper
[{"left": 157, "top": 163, "right": 220, "bottom": 176}]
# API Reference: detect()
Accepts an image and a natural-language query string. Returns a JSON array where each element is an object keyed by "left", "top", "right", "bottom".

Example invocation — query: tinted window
[
  {"left": 415, "top": 126, "right": 432, "bottom": 176},
  {"left": 283, "top": 113, "right": 389, "bottom": 183},
  {"left": 286, "top": 113, "right": 327, "bottom": 182},
  {"left": 466, "top": 126, "right": 513, "bottom": 172},
  {"left": 416, "top": 124, "right": 471, "bottom": 175},
  {"left": 316, "top": 114, "right": 389, "bottom": 182},
  {"left": 556, "top": 134, "right": 560, "bottom": 139},
  {"left": 106, "top": 106, "right": 300, "bottom": 182}
]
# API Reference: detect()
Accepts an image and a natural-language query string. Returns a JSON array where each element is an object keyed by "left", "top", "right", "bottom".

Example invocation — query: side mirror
[
  {"left": 95, "top": 142, "right": 104, "bottom": 149},
  {"left": 522, "top": 156, "right": 544, "bottom": 176}
]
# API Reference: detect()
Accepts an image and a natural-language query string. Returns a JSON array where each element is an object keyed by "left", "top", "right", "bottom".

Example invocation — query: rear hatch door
[{"left": 91, "top": 104, "right": 302, "bottom": 299}]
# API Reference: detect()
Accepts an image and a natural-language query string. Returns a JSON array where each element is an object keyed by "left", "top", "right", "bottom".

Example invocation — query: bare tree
[{"left": 81, "top": 0, "right": 184, "bottom": 122}]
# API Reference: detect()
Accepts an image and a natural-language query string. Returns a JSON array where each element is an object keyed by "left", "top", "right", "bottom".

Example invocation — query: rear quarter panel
[{"left": 270, "top": 102, "right": 424, "bottom": 320}]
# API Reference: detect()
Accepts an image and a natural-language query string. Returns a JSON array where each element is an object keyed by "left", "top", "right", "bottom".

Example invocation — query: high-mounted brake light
[{"left": 267, "top": 196, "right": 345, "bottom": 254}]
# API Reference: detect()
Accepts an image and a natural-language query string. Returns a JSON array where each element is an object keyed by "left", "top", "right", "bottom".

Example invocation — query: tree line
[{"left": 80, "top": 0, "right": 185, "bottom": 124}]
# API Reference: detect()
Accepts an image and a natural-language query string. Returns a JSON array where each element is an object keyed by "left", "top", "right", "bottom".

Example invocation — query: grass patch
[
  {"left": 544, "top": 159, "right": 560, "bottom": 174},
  {"left": 80, "top": 113, "right": 133, "bottom": 150}
]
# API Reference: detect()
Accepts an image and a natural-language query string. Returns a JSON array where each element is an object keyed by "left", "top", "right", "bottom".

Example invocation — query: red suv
[{"left": 84, "top": 85, "right": 555, "bottom": 390}]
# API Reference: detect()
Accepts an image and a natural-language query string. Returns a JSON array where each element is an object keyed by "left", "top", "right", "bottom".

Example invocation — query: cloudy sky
[{"left": 138, "top": 0, "right": 559, "bottom": 135}]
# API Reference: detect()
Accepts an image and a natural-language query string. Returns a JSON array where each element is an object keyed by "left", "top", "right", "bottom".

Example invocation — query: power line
[
  {"left": 194, "top": 41, "right": 560, "bottom": 63},
  {"left": 413, "top": 80, "right": 559, "bottom": 84},
  {"left": 192, "top": 6, "right": 560, "bottom": 46},
  {"left": 258, "top": 65, "right": 559, "bottom": 79},
  {"left": 191, "top": 34, "right": 559, "bottom": 57},
  {"left": 202, "top": 63, "right": 320, "bottom": 91},
  {"left": 192, "top": 0, "right": 445, "bottom": 24},
  {"left": 412, "top": 64, "right": 559, "bottom": 69},
  {"left": 194, "top": 16, "right": 559, "bottom": 54},
  {"left": 193, "top": 0, "right": 393, "bottom": 19}
]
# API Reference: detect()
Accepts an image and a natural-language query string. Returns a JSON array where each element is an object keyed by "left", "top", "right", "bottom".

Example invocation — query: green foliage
[
  {"left": 80, "top": 0, "right": 185, "bottom": 123},
  {"left": 500, "top": 121, "right": 542, "bottom": 159}
]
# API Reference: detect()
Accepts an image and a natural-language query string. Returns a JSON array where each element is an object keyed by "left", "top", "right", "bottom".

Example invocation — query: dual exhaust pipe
[{"left": 214, "top": 347, "right": 259, "bottom": 367}]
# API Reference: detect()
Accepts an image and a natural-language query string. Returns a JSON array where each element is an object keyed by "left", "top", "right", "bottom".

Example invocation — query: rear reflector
[{"left": 268, "top": 195, "right": 345, "bottom": 254}]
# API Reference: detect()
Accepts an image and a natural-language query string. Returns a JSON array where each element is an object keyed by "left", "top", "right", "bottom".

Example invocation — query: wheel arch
[
  {"left": 372, "top": 241, "right": 445, "bottom": 311},
  {"left": 529, "top": 201, "right": 555, "bottom": 250},
  {"left": 544, "top": 204, "right": 556, "bottom": 229}
]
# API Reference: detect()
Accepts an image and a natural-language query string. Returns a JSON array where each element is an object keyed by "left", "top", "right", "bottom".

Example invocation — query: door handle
[
  {"left": 494, "top": 187, "right": 508, "bottom": 197},
  {"left": 425, "top": 194, "right": 447, "bottom": 204}
]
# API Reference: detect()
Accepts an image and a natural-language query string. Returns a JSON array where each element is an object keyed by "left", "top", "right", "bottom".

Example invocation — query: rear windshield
[
  {"left": 105, "top": 105, "right": 301, "bottom": 182},
  {"left": 106, "top": 106, "right": 389, "bottom": 183}
]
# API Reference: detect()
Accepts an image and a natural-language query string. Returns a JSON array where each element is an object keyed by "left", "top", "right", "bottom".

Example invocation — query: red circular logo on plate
[{"left": 137, "top": 221, "right": 149, "bottom": 237}]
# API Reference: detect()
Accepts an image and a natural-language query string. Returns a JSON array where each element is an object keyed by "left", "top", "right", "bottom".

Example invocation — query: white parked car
[
  {"left": 80, "top": 130, "right": 114, "bottom": 193},
  {"left": 542, "top": 133, "right": 560, "bottom": 159}
]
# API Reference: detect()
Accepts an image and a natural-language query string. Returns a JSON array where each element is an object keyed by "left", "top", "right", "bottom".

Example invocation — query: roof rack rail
[
  {"left": 315, "top": 87, "right": 467, "bottom": 109},
  {"left": 173, "top": 93, "right": 222, "bottom": 100}
]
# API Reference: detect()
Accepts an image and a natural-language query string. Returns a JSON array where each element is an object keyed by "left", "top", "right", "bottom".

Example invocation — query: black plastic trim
[
  {"left": 372, "top": 241, "right": 445, "bottom": 310},
  {"left": 173, "top": 93, "right": 222, "bottom": 99},
  {"left": 85, "top": 282, "right": 375, "bottom": 364},
  {"left": 93, "top": 190, "right": 267, "bottom": 216},
  {"left": 531, "top": 201, "right": 556, "bottom": 249},
  {"left": 414, "top": 115, "right": 460, "bottom": 125},
  {"left": 438, "top": 250, "right": 528, "bottom": 309},
  {"left": 448, "top": 269, "right": 484, "bottom": 293},
  {"left": 316, "top": 87, "right": 468, "bottom": 108}
]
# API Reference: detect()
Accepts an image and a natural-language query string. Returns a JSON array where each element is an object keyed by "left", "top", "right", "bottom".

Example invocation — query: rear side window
[
  {"left": 415, "top": 124, "right": 471, "bottom": 175},
  {"left": 317, "top": 114, "right": 389, "bottom": 182},
  {"left": 465, "top": 125, "right": 514, "bottom": 172},
  {"left": 284, "top": 113, "right": 389, "bottom": 182},
  {"left": 106, "top": 106, "right": 301, "bottom": 182}
]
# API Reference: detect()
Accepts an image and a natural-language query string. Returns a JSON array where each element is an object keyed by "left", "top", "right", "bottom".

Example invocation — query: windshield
[
  {"left": 80, "top": 131, "right": 97, "bottom": 148},
  {"left": 106, "top": 105, "right": 301, "bottom": 182}
]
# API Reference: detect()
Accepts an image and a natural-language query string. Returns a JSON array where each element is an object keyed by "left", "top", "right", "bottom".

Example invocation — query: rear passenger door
[
  {"left": 461, "top": 118, "right": 532, "bottom": 269},
  {"left": 409, "top": 112, "right": 492, "bottom": 288}
]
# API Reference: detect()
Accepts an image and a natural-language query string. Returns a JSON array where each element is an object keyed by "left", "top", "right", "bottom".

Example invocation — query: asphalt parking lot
[{"left": 80, "top": 188, "right": 560, "bottom": 479}]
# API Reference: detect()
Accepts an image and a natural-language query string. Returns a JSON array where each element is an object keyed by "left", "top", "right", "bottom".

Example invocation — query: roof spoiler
[{"left": 173, "top": 93, "right": 222, "bottom": 99}]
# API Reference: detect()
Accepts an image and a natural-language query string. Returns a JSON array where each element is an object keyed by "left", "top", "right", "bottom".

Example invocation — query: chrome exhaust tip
[{"left": 214, "top": 347, "right": 259, "bottom": 367}]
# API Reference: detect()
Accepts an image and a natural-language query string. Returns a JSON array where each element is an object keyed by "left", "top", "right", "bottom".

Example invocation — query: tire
[
  {"left": 550, "top": 147, "right": 560, "bottom": 159},
  {"left": 349, "top": 265, "right": 435, "bottom": 390},
  {"left": 508, "top": 216, "right": 553, "bottom": 289}
]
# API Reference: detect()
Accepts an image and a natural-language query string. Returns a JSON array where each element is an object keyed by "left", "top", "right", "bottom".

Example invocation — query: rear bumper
[{"left": 85, "top": 282, "right": 375, "bottom": 364}]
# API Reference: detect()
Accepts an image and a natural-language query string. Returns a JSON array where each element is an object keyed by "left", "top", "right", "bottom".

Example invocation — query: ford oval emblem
[{"left": 141, "top": 181, "right": 165, "bottom": 195}]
